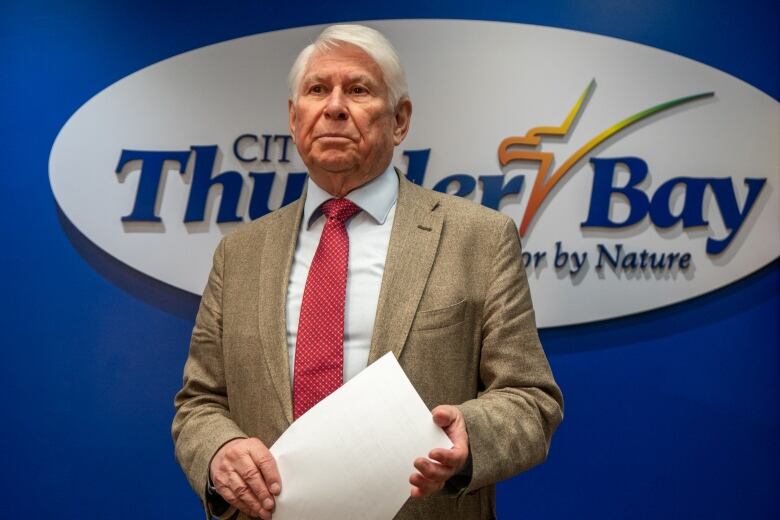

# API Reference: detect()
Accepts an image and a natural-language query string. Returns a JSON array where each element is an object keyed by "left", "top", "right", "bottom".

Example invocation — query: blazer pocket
[{"left": 411, "top": 299, "right": 467, "bottom": 331}]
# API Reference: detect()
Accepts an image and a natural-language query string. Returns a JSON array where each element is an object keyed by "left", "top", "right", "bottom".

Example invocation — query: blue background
[{"left": 2, "top": 1, "right": 778, "bottom": 518}]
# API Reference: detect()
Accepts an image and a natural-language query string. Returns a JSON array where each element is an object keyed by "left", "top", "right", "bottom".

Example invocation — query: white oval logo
[{"left": 49, "top": 20, "right": 779, "bottom": 327}]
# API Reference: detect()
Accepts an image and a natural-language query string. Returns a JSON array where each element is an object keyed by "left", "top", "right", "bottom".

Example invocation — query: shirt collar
[{"left": 303, "top": 164, "right": 398, "bottom": 229}]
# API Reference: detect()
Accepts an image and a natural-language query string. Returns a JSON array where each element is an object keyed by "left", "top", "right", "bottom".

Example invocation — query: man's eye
[
  {"left": 351, "top": 86, "right": 367, "bottom": 95},
  {"left": 309, "top": 85, "right": 324, "bottom": 94}
]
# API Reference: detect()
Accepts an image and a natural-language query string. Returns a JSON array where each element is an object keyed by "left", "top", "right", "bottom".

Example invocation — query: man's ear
[
  {"left": 288, "top": 99, "right": 296, "bottom": 142},
  {"left": 393, "top": 98, "right": 412, "bottom": 146}
]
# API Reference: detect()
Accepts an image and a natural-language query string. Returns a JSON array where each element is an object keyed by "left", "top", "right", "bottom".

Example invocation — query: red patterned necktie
[{"left": 293, "top": 198, "right": 362, "bottom": 419}]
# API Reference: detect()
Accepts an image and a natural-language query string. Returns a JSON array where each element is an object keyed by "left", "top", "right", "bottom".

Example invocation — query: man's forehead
[
  {"left": 302, "top": 71, "right": 377, "bottom": 84},
  {"left": 303, "top": 44, "right": 383, "bottom": 79}
]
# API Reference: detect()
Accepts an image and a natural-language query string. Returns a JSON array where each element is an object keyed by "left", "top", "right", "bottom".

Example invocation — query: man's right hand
[{"left": 209, "top": 438, "right": 282, "bottom": 519}]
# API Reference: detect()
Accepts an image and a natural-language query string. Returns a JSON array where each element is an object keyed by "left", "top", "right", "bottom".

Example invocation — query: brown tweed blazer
[{"left": 172, "top": 171, "right": 563, "bottom": 520}]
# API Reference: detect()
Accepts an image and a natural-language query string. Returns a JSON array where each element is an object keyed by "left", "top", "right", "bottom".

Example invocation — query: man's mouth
[{"left": 315, "top": 133, "right": 355, "bottom": 142}]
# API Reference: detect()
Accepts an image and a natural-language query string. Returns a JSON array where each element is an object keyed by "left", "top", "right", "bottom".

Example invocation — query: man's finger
[
  {"left": 225, "top": 471, "right": 266, "bottom": 518},
  {"left": 409, "top": 471, "right": 442, "bottom": 497},
  {"left": 429, "top": 446, "right": 467, "bottom": 468},
  {"left": 235, "top": 455, "right": 275, "bottom": 510},
  {"left": 428, "top": 448, "right": 456, "bottom": 465},
  {"left": 413, "top": 457, "right": 453, "bottom": 483},
  {"left": 247, "top": 438, "right": 282, "bottom": 496},
  {"left": 226, "top": 473, "right": 264, "bottom": 517},
  {"left": 431, "top": 405, "right": 457, "bottom": 428}
]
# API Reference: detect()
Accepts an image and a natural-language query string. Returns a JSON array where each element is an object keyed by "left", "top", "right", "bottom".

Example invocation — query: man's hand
[
  {"left": 409, "top": 405, "right": 470, "bottom": 498},
  {"left": 210, "top": 437, "right": 282, "bottom": 519}
]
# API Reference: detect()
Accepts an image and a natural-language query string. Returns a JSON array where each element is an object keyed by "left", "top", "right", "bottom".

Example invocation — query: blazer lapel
[
  {"left": 257, "top": 193, "right": 306, "bottom": 426},
  {"left": 368, "top": 173, "right": 443, "bottom": 363}
]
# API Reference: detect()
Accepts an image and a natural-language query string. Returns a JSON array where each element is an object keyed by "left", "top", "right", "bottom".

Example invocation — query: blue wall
[{"left": 2, "top": 1, "right": 777, "bottom": 518}]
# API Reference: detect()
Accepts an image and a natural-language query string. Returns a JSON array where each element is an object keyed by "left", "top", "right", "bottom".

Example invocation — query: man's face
[{"left": 289, "top": 43, "right": 410, "bottom": 191}]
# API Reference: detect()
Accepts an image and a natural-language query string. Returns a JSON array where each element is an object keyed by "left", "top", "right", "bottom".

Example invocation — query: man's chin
[{"left": 310, "top": 157, "right": 358, "bottom": 175}]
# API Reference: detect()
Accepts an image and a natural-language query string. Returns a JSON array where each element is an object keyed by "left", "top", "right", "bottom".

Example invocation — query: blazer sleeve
[
  {"left": 456, "top": 216, "right": 564, "bottom": 494},
  {"left": 172, "top": 238, "right": 248, "bottom": 519}
]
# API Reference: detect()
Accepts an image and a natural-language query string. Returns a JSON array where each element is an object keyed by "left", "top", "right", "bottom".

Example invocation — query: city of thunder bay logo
[{"left": 113, "top": 80, "right": 765, "bottom": 276}]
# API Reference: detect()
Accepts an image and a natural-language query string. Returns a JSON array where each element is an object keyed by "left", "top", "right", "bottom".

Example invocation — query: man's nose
[{"left": 324, "top": 88, "right": 349, "bottom": 121}]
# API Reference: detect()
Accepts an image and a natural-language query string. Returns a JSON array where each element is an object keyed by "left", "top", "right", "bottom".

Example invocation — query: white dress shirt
[{"left": 285, "top": 165, "right": 398, "bottom": 383}]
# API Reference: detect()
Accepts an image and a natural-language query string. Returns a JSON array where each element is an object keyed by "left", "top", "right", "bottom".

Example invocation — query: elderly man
[{"left": 173, "top": 24, "right": 563, "bottom": 520}]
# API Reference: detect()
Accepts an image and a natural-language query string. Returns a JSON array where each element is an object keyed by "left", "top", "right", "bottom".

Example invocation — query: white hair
[{"left": 288, "top": 24, "right": 409, "bottom": 109}]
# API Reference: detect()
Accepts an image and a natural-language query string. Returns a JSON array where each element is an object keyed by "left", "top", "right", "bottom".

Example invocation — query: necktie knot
[{"left": 321, "top": 198, "right": 361, "bottom": 224}]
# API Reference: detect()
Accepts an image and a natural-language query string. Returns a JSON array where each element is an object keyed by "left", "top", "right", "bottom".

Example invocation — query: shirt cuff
[{"left": 205, "top": 471, "right": 232, "bottom": 517}]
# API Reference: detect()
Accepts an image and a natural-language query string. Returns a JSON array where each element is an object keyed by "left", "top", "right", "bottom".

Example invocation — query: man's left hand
[{"left": 409, "top": 404, "right": 470, "bottom": 498}]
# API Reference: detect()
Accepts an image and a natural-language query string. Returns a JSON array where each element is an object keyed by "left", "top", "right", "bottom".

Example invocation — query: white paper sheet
[{"left": 269, "top": 352, "right": 453, "bottom": 520}]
